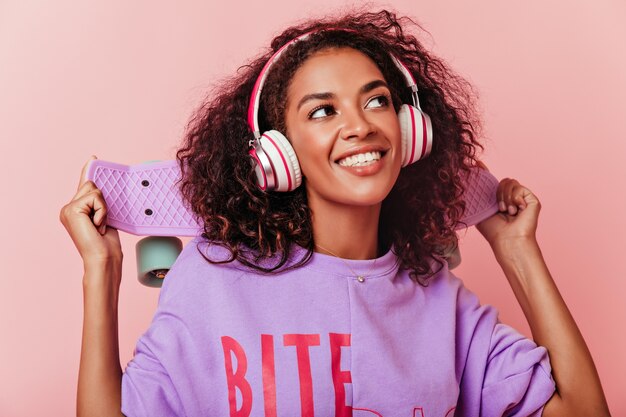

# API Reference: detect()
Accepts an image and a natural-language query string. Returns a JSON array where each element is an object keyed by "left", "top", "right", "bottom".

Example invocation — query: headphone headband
[
  {"left": 246, "top": 29, "right": 421, "bottom": 138},
  {"left": 247, "top": 31, "right": 313, "bottom": 137}
]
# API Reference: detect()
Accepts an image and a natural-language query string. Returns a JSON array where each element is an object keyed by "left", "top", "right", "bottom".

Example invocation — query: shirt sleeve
[
  {"left": 121, "top": 238, "right": 203, "bottom": 417},
  {"left": 481, "top": 322, "right": 556, "bottom": 416},
  {"left": 454, "top": 276, "right": 556, "bottom": 417},
  {"left": 122, "top": 331, "right": 186, "bottom": 417}
]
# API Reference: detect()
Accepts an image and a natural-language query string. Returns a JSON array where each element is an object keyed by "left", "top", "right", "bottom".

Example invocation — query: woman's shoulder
[
  {"left": 418, "top": 263, "right": 498, "bottom": 322},
  {"left": 166, "top": 236, "right": 234, "bottom": 272},
  {"left": 159, "top": 236, "right": 312, "bottom": 289},
  {"left": 155, "top": 236, "right": 240, "bottom": 295}
]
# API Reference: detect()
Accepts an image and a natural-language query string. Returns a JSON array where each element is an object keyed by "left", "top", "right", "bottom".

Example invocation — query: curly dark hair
[{"left": 175, "top": 8, "right": 483, "bottom": 284}]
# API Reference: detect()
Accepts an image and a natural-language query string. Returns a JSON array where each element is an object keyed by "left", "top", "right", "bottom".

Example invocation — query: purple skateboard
[
  {"left": 87, "top": 159, "right": 500, "bottom": 286},
  {"left": 86, "top": 160, "right": 201, "bottom": 236}
]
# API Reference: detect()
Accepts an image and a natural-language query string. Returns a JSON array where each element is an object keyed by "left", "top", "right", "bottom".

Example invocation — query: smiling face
[{"left": 284, "top": 47, "right": 403, "bottom": 209}]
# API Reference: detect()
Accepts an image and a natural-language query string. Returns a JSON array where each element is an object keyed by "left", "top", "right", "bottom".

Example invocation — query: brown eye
[
  {"left": 308, "top": 104, "right": 336, "bottom": 119},
  {"left": 366, "top": 94, "right": 390, "bottom": 109}
]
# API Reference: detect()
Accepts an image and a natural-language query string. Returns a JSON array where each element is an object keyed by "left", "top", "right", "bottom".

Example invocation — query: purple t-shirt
[{"left": 122, "top": 238, "right": 555, "bottom": 417}]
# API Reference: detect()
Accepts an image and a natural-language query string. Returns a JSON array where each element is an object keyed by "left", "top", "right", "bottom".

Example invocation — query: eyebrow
[{"left": 296, "top": 79, "right": 390, "bottom": 111}]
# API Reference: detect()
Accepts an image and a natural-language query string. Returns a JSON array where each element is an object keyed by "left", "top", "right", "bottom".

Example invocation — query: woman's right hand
[{"left": 60, "top": 156, "right": 123, "bottom": 268}]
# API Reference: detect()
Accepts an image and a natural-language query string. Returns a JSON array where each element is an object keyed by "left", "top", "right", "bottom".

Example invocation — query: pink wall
[{"left": 1, "top": 0, "right": 624, "bottom": 415}]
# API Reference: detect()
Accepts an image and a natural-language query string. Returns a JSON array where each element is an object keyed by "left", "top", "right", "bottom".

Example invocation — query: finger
[
  {"left": 93, "top": 202, "right": 110, "bottom": 235},
  {"left": 87, "top": 192, "right": 107, "bottom": 227},
  {"left": 497, "top": 178, "right": 522, "bottom": 215},
  {"left": 519, "top": 186, "right": 541, "bottom": 209},
  {"left": 68, "top": 189, "right": 107, "bottom": 229},
  {"left": 512, "top": 186, "right": 528, "bottom": 210},
  {"left": 92, "top": 196, "right": 108, "bottom": 226},
  {"left": 71, "top": 180, "right": 100, "bottom": 202},
  {"left": 78, "top": 155, "right": 97, "bottom": 192},
  {"left": 88, "top": 200, "right": 108, "bottom": 235},
  {"left": 497, "top": 178, "right": 515, "bottom": 212},
  {"left": 497, "top": 178, "right": 507, "bottom": 211},
  {"left": 502, "top": 179, "right": 519, "bottom": 202},
  {"left": 504, "top": 182, "right": 536, "bottom": 216},
  {"left": 503, "top": 181, "right": 515, "bottom": 212}
]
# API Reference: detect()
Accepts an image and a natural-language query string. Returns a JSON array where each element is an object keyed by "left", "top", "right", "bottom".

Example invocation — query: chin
[{"left": 338, "top": 186, "right": 392, "bottom": 206}]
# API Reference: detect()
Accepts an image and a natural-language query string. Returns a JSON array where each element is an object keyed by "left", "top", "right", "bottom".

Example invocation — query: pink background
[{"left": 1, "top": 0, "right": 625, "bottom": 415}]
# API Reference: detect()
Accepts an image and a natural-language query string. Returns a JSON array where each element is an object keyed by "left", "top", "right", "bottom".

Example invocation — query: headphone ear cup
[
  {"left": 257, "top": 130, "right": 302, "bottom": 192},
  {"left": 398, "top": 104, "right": 434, "bottom": 167}
]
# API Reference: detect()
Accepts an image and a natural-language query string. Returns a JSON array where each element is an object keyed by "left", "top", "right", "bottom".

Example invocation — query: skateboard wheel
[{"left": 136, "top": 236, "right": 183, "bottom": 287}]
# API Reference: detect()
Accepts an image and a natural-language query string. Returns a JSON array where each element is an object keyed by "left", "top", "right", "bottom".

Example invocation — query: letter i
[{"left": 261, "top": 334, "right": 277, "bottom": 417}]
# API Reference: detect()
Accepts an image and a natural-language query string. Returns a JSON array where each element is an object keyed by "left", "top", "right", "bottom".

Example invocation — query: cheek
[
  {"left": 381, "top": 117, "right": 402, "bottom": 157},
  {"left": 293, "top": 142, "right": 330, "bottom": 180},
  {"left": 388, "top": 111, "right": 402, "bottom": 137},
  {"left": 292, "top": 127, "right": 334, "bottom": 162}
]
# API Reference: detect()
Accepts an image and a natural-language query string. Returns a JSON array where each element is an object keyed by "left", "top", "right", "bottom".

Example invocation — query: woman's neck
[{"left": 310, "top": 199, "right": 381, "bottom": 260}]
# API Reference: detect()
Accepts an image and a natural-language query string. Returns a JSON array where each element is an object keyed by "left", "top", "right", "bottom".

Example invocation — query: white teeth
[{"left": 338, "top": 151, "right": 382, "bottom": 167}]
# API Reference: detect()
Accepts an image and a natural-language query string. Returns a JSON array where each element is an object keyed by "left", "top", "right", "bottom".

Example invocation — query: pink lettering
[
  {"left": 329, "top": 333, "right": 352, "bottom": 417},
  {"left": 284, "top": 333, "right": 321, "bottom": 417},
  {"left": 444, "top": 407, "right": 456, "bottom": 417},
  {"left": 221, "top": 336, "right": 253, "bottom": 417},
  {"left": 220, "top": 333, "right": 455, "bottom": 417},
  {"left": 261, "top": 334, "right": 277, "bottom": 417}
]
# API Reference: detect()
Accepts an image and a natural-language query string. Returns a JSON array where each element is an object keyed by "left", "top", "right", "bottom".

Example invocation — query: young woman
[{"left": 60, "top": 9, "right": 610, "bottom": 417}]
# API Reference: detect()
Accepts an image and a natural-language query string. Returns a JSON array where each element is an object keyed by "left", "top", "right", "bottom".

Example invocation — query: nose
[{"left": 339, "top": 107, "right": 376, "bottom": 140}]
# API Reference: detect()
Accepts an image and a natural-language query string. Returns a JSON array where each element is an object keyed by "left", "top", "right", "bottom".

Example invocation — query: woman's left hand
[{"left": 476, "top": 178, "right": 541, "bottom": 247}]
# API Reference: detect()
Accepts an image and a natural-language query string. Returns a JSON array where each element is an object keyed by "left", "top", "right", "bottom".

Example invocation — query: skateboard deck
[
  {"left": 86, "top": 159, "right": 201, "bottom": 236},
  {"left": 86, "top": 159, "right": 500, "bottom": 234}
]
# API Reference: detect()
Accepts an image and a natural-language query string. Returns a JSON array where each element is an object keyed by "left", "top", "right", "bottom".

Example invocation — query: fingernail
[
  {"left": 499, "top": 201, "right": 506, "bottom": 211},
  {"left": 508, "top": 205, "right": 517, "bottom": 215}
]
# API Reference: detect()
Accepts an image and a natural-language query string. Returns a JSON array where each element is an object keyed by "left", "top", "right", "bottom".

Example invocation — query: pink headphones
[{"left": 247, "top": 30, "right": 433, "bottom": 192}]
